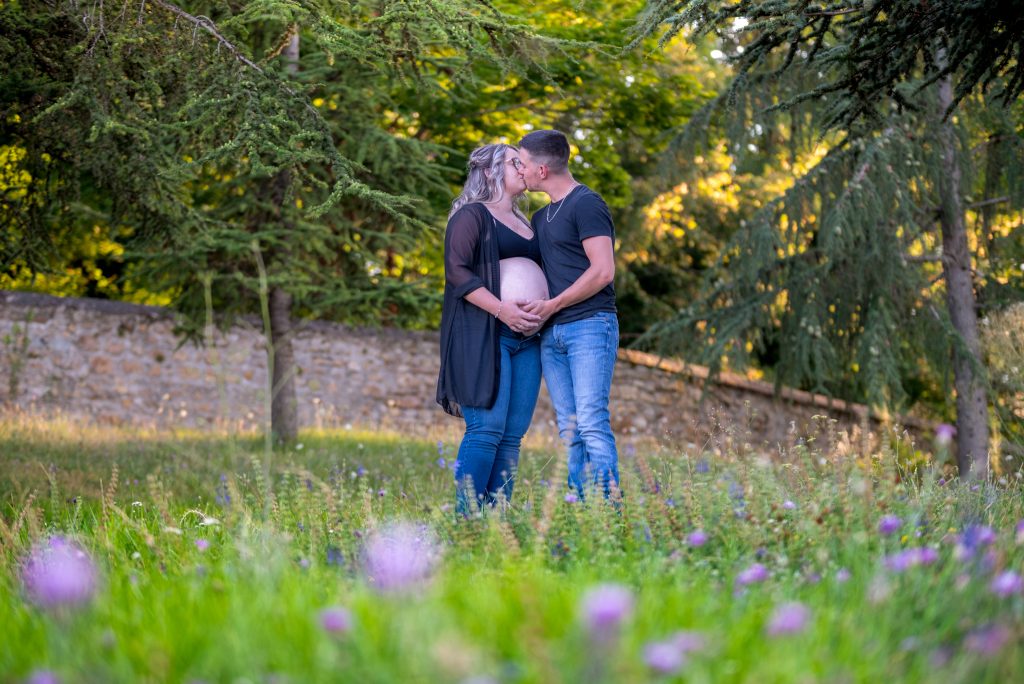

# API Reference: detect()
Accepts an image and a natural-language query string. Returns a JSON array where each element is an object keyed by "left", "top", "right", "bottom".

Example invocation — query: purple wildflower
[
  {"left": 878, "top": 515, "right": 902, "bottom": 536},
  {"left": 934, "top": 423, "right": 956, "bottom": 446},
  {"left": 643, "top": 640, "right": 686, "bottom": 675},
  {"left": 884, "top": 547, "right": 939, "bottom": 573},
  {"left": 956, "top": 525, "right": 998, "bottom": 560},
  {"left": 1016, "top": 519, "right": 1024, "bottom": 545},
  {"left": 319, "top": 606, "right": 352, "bottom": 634},
  {"left": 21, "top": 536, "right": 98, "bottom": 611},
  {"left": 686, "top": 530, "right": 708, "bottom": 547},
  {"left": 579, "top": 583, "right": 634, "bottom": 638},
  {"left": 782, "top": 500, "right": 797, "bottom": 510},
  {"left": 362, "top": 522, "right": 440, "bottom": 593},
  {"left": 325, "top": 546, "right": 344, "bottom": 566},
  {"left": 989, "top": 571, "right": 1023, "bottom": 598},
  {"left": 835, "top": 568, "right": 852, "bottom": 583},
  {"left": 766, "top": 602, "right": 811, "bottom": 637},
  {"left": 25, "top": 671, "right": 60, "bottom": 684},
  {"left": 194, "top": 539, "right": 210, "bottom": 552},
  {"left": 565, "top": 492, "right": 579, "bottom": 504},
  {"left": 736, "top": 563, "right": 769, "bottom": 587},
  {"left": 964, "top": 623, "right": 1012, "bottom": 656},
  {"left": 437, "top": 457, "right": 447, "bottom": 468},
  {"left": 670, "top": 630, "right": 707, "bottom": 653}
]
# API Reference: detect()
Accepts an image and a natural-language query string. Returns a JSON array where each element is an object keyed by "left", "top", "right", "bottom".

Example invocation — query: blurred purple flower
[
  {"left": 766, "top": 602, "right": 811, "bottom": 637},
  {"left": 325, "top": 546, "right": 344, "bottom": 566},
  {"left": 989, "top": 571, "right": 1023, "bottom": 598},
  {"left": 363, "top": 522, "right": 440, "bottom": 593},
  {"left": 1016, "top": 519, "right": 1024, "bottom": 545},
  {"left": 965, "top": 525, "right": 997, "bottom": 547},
  {"left": 643, "top": 640, "right": 686, "bottom": 675},
  {"left": 319, "top": 606, "right": 352, "bottom": 634},
  {"left": 437, "top": 441, "right": 445, "bottom": 456},
  {"left": 579, "top": 583, "right": 634, "bottom": 638},
  {"left": 194, "top": 539, "right": 210, "bottom": 552},
  {"left": 564, "top": 492, "right": 579, "bottom": 504},
  {"left": 964, "top": 623, "right": 1012, "bottom": 656},
  {"left": 21, "top": 536, "right": 98, "bottom": 611},
  {"left": 835, "top": 568, "right": 852, "bottom": 583},
  {"left": 782, "top": 500, "right": 797, "bottom": 510},
  {"left": 956, "top": 525, "right": 998, "bottom": 560},
  {"left": 670, "top": 630, "right": 707, "bottom": 653},
  {"left": 884, "top": 547, "right": 938, "bottom": 573},
  {"left": 878, "top": 515, "right": 902, "bottom": 536},
  {"left": 934, "top": 423, "right": 956, "bottom": 446},
  {"left": 298, "top": 557, "right": 311, "bottom": 570},
  {"left": 25, "top": 671, "right": 60, "bottom": 684},
  {"left": 695, "top": 460, "right": 710, "bottom": 473},
  {"left": 437, "top": 457, "right": 447, "bottom": 468},
  {"left": 215, "top": 474, "right": 231, "bottom": 507},
  {"left": 686, "top": 530, "right": 708, "bottom": 547},
  {"left": 736, "top": 563, "right": 769, "bottom": 587}
]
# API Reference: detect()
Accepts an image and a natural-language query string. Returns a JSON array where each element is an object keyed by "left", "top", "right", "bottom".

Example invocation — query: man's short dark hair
[{"left": 519, "top": 130, "right": 570, "bottom": 174}]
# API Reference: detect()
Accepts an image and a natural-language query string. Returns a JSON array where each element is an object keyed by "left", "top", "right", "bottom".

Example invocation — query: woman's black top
[
  {"left": 436, "top": 203, "right": 502, "bottom": 417},
  {"left": 496, "top": 219, "right": 541, "bottom": 263}
]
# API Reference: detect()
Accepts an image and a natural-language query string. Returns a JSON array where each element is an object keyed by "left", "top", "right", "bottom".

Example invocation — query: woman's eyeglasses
[{"left": 506, "top": 158, "right": 523, "bottom": 170}]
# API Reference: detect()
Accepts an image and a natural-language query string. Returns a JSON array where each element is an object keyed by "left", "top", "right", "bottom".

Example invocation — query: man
[{"left": 517, "top": 129, "right": 619, "bottom": 498}]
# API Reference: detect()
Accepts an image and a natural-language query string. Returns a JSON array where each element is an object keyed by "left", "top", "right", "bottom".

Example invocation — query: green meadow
[{"left": 1, "top": 415, "right": 1022, "bottom": 683}]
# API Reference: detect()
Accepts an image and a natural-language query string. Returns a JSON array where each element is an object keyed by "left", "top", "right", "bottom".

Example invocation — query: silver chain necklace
[{"left": 545, "top": 183, "right": 580, "bottom": 223}]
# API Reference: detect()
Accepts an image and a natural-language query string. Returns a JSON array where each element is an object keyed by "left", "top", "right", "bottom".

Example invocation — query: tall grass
[{"left": 1, "top": 414, "right": 1022, "bottom": 683}]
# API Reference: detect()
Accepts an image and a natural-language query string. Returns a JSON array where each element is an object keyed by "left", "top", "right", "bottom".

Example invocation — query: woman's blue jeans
[{"left": 455, "top": 331, "right": 541, "bottom": 515}]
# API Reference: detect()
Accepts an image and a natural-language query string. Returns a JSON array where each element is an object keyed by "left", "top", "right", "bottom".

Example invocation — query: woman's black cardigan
[{"left": 436, "top": 203, "right": 501, "bottom": 417}]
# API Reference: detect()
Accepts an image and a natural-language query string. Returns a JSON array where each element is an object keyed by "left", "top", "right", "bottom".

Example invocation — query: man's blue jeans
[
  {"left": 455, "top": 331, "right": 541, "bottom": 515},
  {"left": 540, "top": 311, "right": 619, "bottom": 497}
]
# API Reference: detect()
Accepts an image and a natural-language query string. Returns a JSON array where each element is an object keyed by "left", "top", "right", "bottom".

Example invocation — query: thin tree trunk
[
  {"left": 935, "top": 50, "right": 989, "bottom": 479},
  {"left": 270, "top": 286, "right": 299, "bottom": 443},
  {"left": 268, "top": 30, "right": 301, "bottom": 444}
]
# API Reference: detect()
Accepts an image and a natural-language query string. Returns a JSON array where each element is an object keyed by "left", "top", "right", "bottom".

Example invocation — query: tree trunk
[
  {"left": 267, "top": 30, "right": 301, "bottom": 445},
  {"left": 935, "top": 52, "right": 989, "bottom": 479},
  {"left": 269, "top": 286, "right": 299, "bottom": 444}
]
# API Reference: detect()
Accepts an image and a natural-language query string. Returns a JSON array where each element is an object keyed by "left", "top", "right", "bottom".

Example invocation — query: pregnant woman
[{"left": 436, "top": 143, "right": 549, "bottom": 515}]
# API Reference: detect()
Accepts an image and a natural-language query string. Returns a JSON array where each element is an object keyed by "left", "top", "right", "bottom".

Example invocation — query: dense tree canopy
[{"left": 634, "top": 0, "right": 1024, "bottom": 476}]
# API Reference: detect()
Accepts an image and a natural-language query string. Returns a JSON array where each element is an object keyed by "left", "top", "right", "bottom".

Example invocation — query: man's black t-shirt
[{"left": 532, "top": 184, "right": 616, "bottom": 325}]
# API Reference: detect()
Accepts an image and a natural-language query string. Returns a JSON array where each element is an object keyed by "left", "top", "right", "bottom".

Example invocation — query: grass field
[{"left": 1, "top": 414, "right": 1022, "bottom": 683}]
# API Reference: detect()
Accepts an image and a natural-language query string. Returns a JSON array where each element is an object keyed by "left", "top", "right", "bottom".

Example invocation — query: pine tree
[
  {"left": 634, "top": 1, "right": 1024, "bottom": 477},
  {"left": 1, "top": 0, "right": 549, "bottom": 442}
]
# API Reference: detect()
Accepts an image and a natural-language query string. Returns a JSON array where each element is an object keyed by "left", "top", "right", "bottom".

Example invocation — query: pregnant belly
[{"left": 499, "top": 257, "right": 549, "bottom": 302}]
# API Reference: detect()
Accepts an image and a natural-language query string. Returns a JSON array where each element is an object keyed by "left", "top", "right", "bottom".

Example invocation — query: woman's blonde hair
[{"left": 449, "top": 143, "right": 528, "bottom": 223}]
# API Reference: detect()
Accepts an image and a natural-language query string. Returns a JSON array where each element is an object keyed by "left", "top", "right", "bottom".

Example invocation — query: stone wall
[{"left": 0, "top": 291, "right": 927, "bottom": 449}]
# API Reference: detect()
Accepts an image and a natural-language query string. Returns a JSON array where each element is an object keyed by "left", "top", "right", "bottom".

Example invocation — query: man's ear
[{"left": 538, "top": 165, "right": 548, "bottom": 181}]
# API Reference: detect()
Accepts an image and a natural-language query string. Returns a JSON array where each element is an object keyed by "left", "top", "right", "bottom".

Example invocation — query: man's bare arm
[{"left": 522, "top": 236, "right": 614, "bottom": 323}]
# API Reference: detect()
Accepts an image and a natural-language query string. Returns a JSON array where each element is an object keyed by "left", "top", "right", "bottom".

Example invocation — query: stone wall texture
[{"left": 0, "top": 291, "right": 928, "bottom": 448}]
